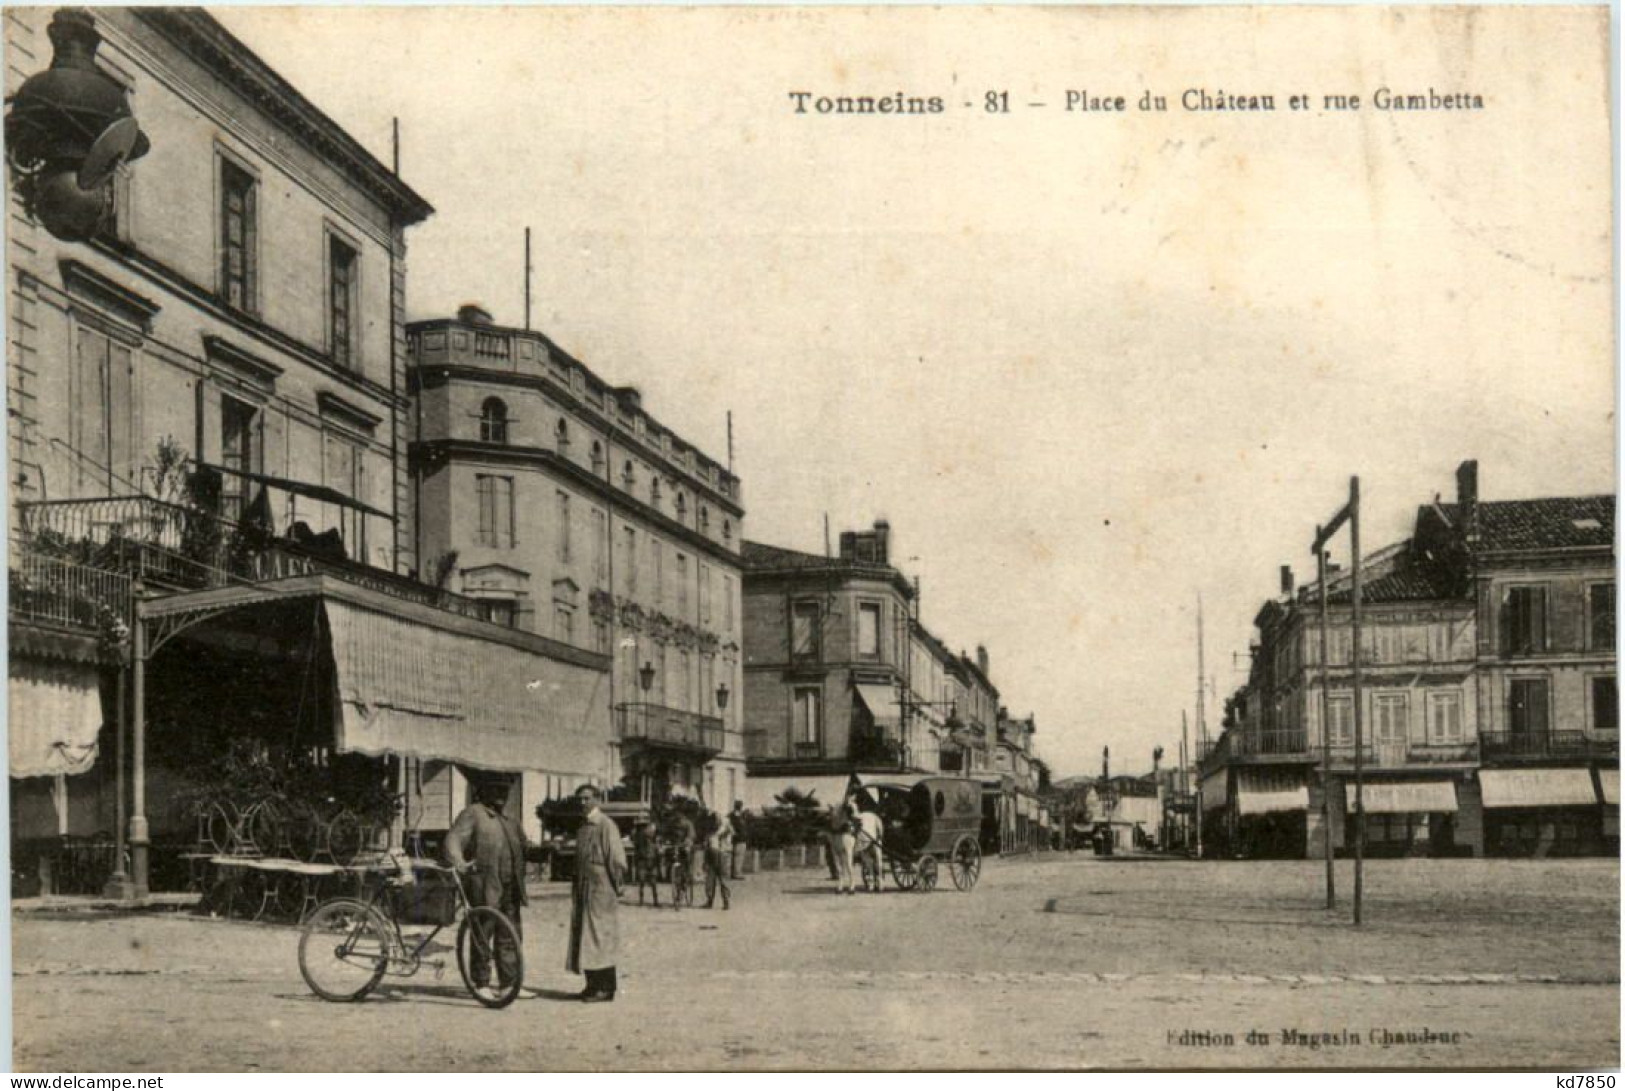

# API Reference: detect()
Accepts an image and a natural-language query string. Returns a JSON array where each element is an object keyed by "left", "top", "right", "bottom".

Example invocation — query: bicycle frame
[{"left": 352, "top": 864, "right": 475, "bottom": 979}]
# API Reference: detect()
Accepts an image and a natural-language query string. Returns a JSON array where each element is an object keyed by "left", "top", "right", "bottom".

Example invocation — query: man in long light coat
[{"left": 567, "top": 783, "right": 626, "bottom": 1002}]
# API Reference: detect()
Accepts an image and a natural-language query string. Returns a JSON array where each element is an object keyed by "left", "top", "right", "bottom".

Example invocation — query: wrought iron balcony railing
[
  {"left": 615, "top": 703, "right": 723, "bottom": 754},
  {"left": 9, "top": 545, "right": 132, "bottom": 633},
  {"left": 1480, "top": 731, "right": 1618, "bottom": 762}
]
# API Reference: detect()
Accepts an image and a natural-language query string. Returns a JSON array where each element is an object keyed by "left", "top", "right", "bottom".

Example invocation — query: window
[
  {"left": 699, "top": 564, "right": 711, "bottom": 627},
  {"left": 858, "top": 602, "right": 881, "bottom": 658},
  {"left": 1427, "top": 692, "right": 1463, "bottom": 744},
  {"left": 791, "top": 599, "right": 822, "bottom": 661},
  {"left": 592, "top": 618, "right": 611, "bottom": 655},
  {"left": 555, "top": 491, "right": 571, "bottom": 563},
  {"left": 475, "top": 474, "right": 516, "bottom": 548},
  {"left": 622, "top": 526, "right": 637, "bottom": 595},
  {"left": 590, "top": 441, "right": 604, "bottom": 474},
  {"left": 323, "top": 432, "right": 367, "bottom": 560},
  {"left": 554, "top": 605, "right": 574, "bottom": 644},
  {"left": 793, "top": 687, "right": 822, "bottom": 749},
  {"left": 1594, "top": 676, "right": 1618, "bottom": 733},
  {"left": 700, "top": 505, "right": 710, "bottom": 535},
  {"left": 555, "top": 418, "right": 570, "bottom": 453},
  {"left": 1326, "top": 695, "right": 1354, "bottom": 746},
  {"left": 219, "top": 158, "right": 258, "bottom": 312},
  {"left": 675, "top": 493, "right": 687, "bottom": 520},
  {"left": 650, "top": 476, "right": 661, "bottom": 508},
  {"left": 220, "top": 396, "right": 260, "bottom": 523},
  {"left": 653, "top": 643, "right": 668, "bottom": 705},
  {"left": 622, "top": 460, "right": 636, "bottom": 490},
  {"left": 652, "top": 540, "right": 665, "bottom": 608},
  {"left": 1591, "top": 584, "right": 1615, "bottom": 651},
  {"left": 676, "top": 554, "right": 689, "bottom": 614},
  {"left": 1429, "top": 623, "right": 1455, "bottom": 664},
  {"left": 481, "top": 600, "right": 517, "bottom": 628},
  {"left": 678, "top": 649, "right": 691, "bottom": 711},
  {"left": 1502, "top": 586, "right": 1548, "bottom": 655},
  {"left": 480, "top": 398, "right": 509, "bottom": 444},
  {"left": 593, "top": 509, "right": 608, "bottom": 586},
  {"left": 328, "top": 236, "right": 358, "bottom": 369},
  {"left": 70, "top": 326, "right": 134, "bottom": 493},
  {"left": 723, "top": 575, "right": 735, "bottom": 634},
  {"left": 1508, "top": 677, "right": 1551, "bottom": 738}
]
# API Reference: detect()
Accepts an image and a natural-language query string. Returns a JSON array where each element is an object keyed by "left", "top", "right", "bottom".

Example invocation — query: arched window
[
  {"left": 722, "top": 519, "right": 732, "bottom": 543},
  {"left": 480, "top": 397, "right": 509, "bottom": 444},
  {"left": 555, "top": 417, "right": 570, "bottom": 452},
  {"left": 699, "top": 505, "right": 710, "bottom": 535},
  {"left": 622, "top": 460, "right": 636, "bottom": 490},
  {"left": 675, "top": 492, "right": 687, "bottom": 520},
  {"left": 590, "top": 441, "right": 604, "bottom": 474},
  {"left": 650, "top": 476, "right": 662, "bottom": 508}
]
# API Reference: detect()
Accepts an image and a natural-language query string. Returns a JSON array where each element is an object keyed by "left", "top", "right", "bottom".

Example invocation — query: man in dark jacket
[{"left": 445, "top": 777, "right": 527, "bottom": 1000}]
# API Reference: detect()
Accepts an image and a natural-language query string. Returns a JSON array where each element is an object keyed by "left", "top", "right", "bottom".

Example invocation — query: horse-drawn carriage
[{"left": 857, "top": 776, "right": 983, "bottom": 892}]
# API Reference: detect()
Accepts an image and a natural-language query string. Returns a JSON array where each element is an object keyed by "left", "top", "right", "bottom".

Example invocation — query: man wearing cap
[
  {"left": 445, "top": 776, "right": 527, "bottom": 1001},
  {"left": 566, "top": 783, "right": 626, "bottom": 1002}
]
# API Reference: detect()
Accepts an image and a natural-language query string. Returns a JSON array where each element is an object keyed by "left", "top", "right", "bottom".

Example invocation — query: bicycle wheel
[
  {"left": 456, "top": 907, "right": 523, "bottom": 1009},
  {"left": 672, "top": 864, "right": 691, "bottom": 907},
  {"left": 299, "top": 898, "right": 390, "bottom": 1002},
  {"left": 327, "top": 809, "right": 365, "bottom": 866}
]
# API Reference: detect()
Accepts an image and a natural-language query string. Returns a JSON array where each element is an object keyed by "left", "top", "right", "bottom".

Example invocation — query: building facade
[
  {"left": 1199, "top": 462, "right": 1616, "bottom": 859},
  {"left": 408, "top": 306, "right": 747, "bottom": 819}
]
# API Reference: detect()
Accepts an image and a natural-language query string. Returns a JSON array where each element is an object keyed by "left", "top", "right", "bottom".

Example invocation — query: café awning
[
  {"left": 1479, "top": 768, "right": 1599, "bottom": 809},
  {"left": 1360, "top": 779, "right": 1458, "bottom": 814},
  {"left": 1236, "top": 770, "right": 1308, "bottom": 815},
  {"left": 853, "top": 683, "right": 901, "bottom": 731},
  {"left": 9, "top": 659, "right": 103, "bottom": 778},
  {"left": 1599, "top": 769, "right": 1618, "bottom": 806}
]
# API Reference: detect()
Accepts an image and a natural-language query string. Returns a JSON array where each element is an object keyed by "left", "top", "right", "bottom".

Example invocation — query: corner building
[{"left": 408, "top": 306, "right": 746, "bottom": 818}]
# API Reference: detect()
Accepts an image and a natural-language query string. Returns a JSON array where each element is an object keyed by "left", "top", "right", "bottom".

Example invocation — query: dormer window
[
  {"left": 479, "top": 397, "right": 509, "bottom": 444},
  {"left": 555, "top": 417, "right": 570, "bottom": 453}
]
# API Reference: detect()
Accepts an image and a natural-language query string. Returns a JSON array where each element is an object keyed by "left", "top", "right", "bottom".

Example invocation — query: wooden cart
[{"left": 858, "top": 776, "right": 984, "bottom": 892}]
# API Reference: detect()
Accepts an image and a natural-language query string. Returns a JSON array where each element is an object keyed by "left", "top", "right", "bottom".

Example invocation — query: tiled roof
[
  {"left": 1325, "top": 555, "right": 1454, "bottom": 605},
  {"left": 1438, "top": 496, "right": 1615, "bottom": 552},
  {"left": 740, "top": 540, "right": 831, "bottom": 571}
]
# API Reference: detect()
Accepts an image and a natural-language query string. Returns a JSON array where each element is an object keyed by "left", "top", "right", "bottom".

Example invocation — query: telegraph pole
[
  {"left": 1315, "top": 533, "right": 1335, "bottom": 909},
  {"left": 1312, "top": 475, "right": 1364, "bottom": 924}
]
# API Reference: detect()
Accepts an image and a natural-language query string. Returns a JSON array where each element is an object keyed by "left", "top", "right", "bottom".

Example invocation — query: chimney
[
  {"left": 976, "top": 644, "right": 990, "bottom": 676},
  {"left": 1102, "top": 745, "right": 1110, "bottom": 781},
  {"left": 1280, "top": 565, "right": 1294, "bottom": 596},
  {"left": 873, "top": 519, "right": 891, "bottom": 564},
  {"left": 457, "top": 303, "right": 494, "bottom": 326},
  {"left": 1456, "top": 460, "right": 1480, "bottom": 545},
  {"left": 838, "top": 530, "right": 857, "bottom": 561}
]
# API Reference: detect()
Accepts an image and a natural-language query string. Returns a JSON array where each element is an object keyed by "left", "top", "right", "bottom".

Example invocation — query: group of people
[
  {"left": 824, "top": 795, "right": 886, "bottom": 894},
  {"left": 629, "top": 801, "right": 746, "bottom": 911},
  {"left": 443, "top": 778, "right": 752, "bottom": 1006}
]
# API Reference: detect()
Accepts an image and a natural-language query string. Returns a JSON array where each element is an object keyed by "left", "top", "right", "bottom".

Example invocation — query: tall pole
[
  {"left": 1196, "top": 593, "right": 1207, "bottom": 752},
  {"left": 1181, "top": 710, "right": 1191, "bottom": 853},
  {"left": 1316, "top": 535, "right": 1335, "bottom": 909},
  {"left": 103, "top": 666, "right": 129, "bottom": 897},
  {"left": 1350, "top": 476, "right": 1365, "bottom": 926},
  {"left": 523, "top": 227, "right": 532, "bottom": 332},
  {"left": 129, "top": 587, "right": 149, "bottom": 898},
  {"left": 391, "top": 117, "right": 400, "bottom": 174},
  {"left": 726, "top": 411, "right": 734, "bottom": 474}
]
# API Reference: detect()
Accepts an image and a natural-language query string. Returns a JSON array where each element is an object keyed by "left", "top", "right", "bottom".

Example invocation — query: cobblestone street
[{"left": 12, "top": 854, "right": 1619, "bottom": 1071}]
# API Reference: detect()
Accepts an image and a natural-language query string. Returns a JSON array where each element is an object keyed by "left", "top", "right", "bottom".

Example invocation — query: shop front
[{"left": 1479, "top": 767, "right": 1606, "bottom": 857}]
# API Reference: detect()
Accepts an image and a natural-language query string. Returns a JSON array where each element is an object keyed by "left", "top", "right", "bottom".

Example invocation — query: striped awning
[
  {"left": 1479, "top": 768, "right": 1599, "bottom": 809},
  {"left": 1236, "top": 770, "right": 1307, "bottom": 815},
  {"left": 1359, "top": 780, "right": 1458, "bottom": 814},
  {"left": 9, "top": 659, "right": 103, "bottom": 778}
]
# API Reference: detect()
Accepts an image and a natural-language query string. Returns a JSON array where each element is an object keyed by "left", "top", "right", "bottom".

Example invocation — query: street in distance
[{"left": 786, "top": 87, "right": 1485, "bottom": 114}]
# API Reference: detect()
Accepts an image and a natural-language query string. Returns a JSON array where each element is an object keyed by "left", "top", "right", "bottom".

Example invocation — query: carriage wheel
[
  {"left": 916, "top": 855, "right": 939, "bottom": 892},
  {"left": 949, "top": 836, "right": 981, "bottom": 891},
  {"left": 889, "top": 856, "right": 918, "bottom": 891}
]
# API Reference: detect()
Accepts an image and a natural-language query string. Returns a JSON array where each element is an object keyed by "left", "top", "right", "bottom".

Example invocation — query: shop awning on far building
[
  {"left": 1360, "top": 780, "right": 1458, "bottom": 814},
  {"left": 1479, "top": 768, "right": 1599, "bottom": 808},
  {"left": 852, "top": 683, "right": 901, "bottom": 732},
  {"left": 1598, "top": 769, "right": 1618, "bottom": 806},
  {"left": 1235, "top": 769, "right": 1308, "bottom": 815}
]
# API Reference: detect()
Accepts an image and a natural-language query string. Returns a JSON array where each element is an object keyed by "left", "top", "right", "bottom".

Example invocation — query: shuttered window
[
  {"left": 1502, "top": 586, "right": 1548, "bottom": 655},
  {"left": 220, "top": 159, "right": 258, "bottom": 313},
  {"left": 475, "top": 474, "right": 515, "bottom": 549}
]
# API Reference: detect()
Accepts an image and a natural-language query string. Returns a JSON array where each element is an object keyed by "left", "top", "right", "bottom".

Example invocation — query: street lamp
[
  {"left": 715, "top": 682, "right": 729, "bottom": 710},
  {"left": 638, "top": 660, "right": 655, "bottom": 694}
]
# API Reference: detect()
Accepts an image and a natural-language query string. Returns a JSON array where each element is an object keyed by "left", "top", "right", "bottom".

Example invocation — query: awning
[
  {"left": 853, "top": 683, "right": 901, "bottom": 731},
  {"left": 853, "top": 772, "right": 926, "bottom": 790},
  {"left": 9, "top": 659, "right": 103, "bottom": 778},
  {"left": 1599, "top": 769, "right": 1619, "bottom": 806},
  {"left": 1359, "top": 780, "right": 1458, "bottom": 814},
  {"left": 198, "top": 462, "right": 391, "bottom": 518},
  {"left": 1236, "top": 770, "right": 1307, "bottom": 816},
  {"left": 1479, "top": 768, "right": 1599, "bottom": 808},
  {"left": 325, "top": 598, "right": 607, "bottom": 775},
  {"left": 1199, "top": 769, "right": 1228, "bottom": 810}
]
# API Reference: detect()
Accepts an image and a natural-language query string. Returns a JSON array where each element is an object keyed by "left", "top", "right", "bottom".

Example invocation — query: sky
[{"left": 215, "top": 5, "right": 1615, "bottom": 781}]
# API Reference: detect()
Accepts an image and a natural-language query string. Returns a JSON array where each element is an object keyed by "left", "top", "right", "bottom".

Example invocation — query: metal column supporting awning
[
  {"left": 1360, "top": 780, "right": 1459, "bottom": 814},
  {"left": 1478, "top": 768, "right": 1600, "bottom": 808},
  {"left": 139, "top": 573, "right": 611, "bottom": 776}
]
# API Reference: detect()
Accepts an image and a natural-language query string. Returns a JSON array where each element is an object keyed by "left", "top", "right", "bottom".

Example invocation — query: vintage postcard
[{"left": 4, "top": 3, "right": 1616, "bottom": 1074}]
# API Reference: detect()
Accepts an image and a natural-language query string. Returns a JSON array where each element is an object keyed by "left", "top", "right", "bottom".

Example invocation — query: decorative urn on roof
[{"left": 5, "top": 8, "right": 150, "bottom": 241}]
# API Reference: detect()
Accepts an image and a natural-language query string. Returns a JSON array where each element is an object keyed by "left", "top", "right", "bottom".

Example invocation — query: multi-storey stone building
[
  {"left": 1199, "top": 462, "right": 1616, "bottom": 858},
  {"left": 408, "top": 306, "right": 746, "bottom": 819},
  {"left": 7, "top": 9, "right": 607, "bottom": 894}
]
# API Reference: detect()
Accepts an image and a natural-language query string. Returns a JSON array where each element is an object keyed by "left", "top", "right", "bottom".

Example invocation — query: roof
[
  {"left": 1325, "top": 546, "right": 1456, "bottom": 605},
  {"left": 1437, "top": 496, "right": 1615, "bottom": 552},
  {"left": 740, "top": 540, "right": 915, "bottom": 595}
]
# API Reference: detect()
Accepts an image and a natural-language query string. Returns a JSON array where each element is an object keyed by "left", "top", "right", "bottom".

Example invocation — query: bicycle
[
  {"left": 298, "top": 861, "right": 523, "bottom": 1008},
  {"left": 669, "top": 845, "right": 694, "bottom": 908}
]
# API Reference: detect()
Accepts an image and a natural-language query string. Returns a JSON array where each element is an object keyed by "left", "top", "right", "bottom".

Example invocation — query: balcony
[
  {"left": 1481, "top": 731, "right": 1618, "bottom": 763},
  {"left": 1231, "top": 730, "right": 1310, "bottom": 758},
  {"left": 9, "top": 546, "right": 132, "bottom": 634},
  {"left": 615, "top": 703, "right": 723, "bottom": 756}
]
